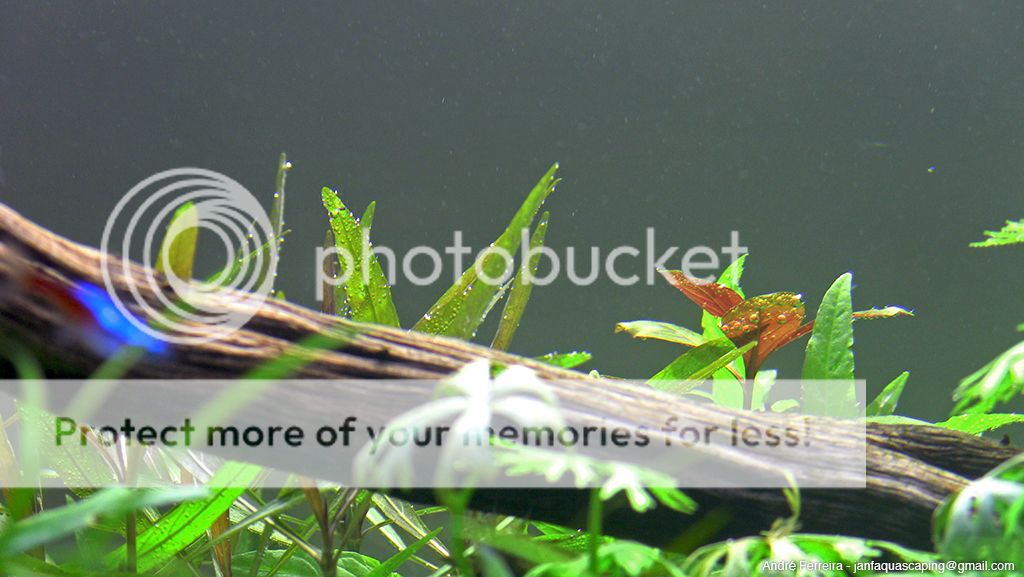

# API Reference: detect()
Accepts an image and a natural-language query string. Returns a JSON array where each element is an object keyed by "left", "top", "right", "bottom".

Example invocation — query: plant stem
[{"left": 586, "top": 489, "right": 603, "bottom": 575}]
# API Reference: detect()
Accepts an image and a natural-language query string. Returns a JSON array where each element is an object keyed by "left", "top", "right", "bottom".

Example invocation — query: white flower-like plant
[{"left": 354, "top": 359, "right": 566, "bottom": 488}]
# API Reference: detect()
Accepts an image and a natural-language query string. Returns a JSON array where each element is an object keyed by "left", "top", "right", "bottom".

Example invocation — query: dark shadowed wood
[{"left": 0, "top": 201, "right": 1018, "bottom": 550}]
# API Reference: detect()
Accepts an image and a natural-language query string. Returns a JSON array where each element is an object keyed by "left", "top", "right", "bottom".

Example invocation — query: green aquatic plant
[
  {"left": 321, "top": 190, "right": 400, "bottom": 326},
  {"left": 953, "top": 218, "right": 1024, "bottom": 415},
  {"left": 320, "top": 163, "right": 560, "bottom": 352},
  {"left": 413, "top": 163, "right": 558, "bottom": 340},
  {"left": 971, "top": 219, "right": 1024, "bottom": 247}
]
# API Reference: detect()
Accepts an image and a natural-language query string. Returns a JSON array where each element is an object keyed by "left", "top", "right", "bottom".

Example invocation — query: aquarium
[{"left": 0, "top": 3, "right": 1022, "bottom": 576}]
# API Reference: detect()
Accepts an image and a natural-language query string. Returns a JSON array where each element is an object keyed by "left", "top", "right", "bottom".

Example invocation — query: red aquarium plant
[
  {"left": 655, "top": 268, "right": 911, "bottom": 409},
  {"left": 659, "top": 270, "right": 811, "bottom": 380}
]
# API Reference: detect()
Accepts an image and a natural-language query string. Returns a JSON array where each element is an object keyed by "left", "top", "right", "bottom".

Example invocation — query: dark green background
[{"left": 1, "top": 2, "right": 1021, "bottom": 420}]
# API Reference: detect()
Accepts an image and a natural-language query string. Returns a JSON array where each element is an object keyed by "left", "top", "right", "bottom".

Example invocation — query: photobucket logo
[
  {"left": 316, "top": 228, "right": 747, "bottom": 299},
  {"left": 100, "top": 168, "right": 276, "bottom": 345}
]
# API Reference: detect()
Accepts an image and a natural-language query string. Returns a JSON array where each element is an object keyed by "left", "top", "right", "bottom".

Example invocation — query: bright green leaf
[
  {"left": 866, "top": 371, "right": 909, "bottom": 417},
  {"left": 535, "top": 351, "right": 592, "bottom": 369},
  {"left": 107, "top": 462, "right": 262, "bottom": 572},
  {"left": 366, "top": 528, "right": 442, "bottom": 577},
  {"left": 953, "top": 340, "right": 1024, "bottom": 415},
  {"left": 934, "top": 413, "right": 1024, "bottom": 435},
  {"left": 322, "top": 187, "right": 400, "bottom": 327},
  {"left": 414, "top": 163, "right": 558, "bottom": 338},
  {"left": 154, "top": 201, "right": 198, "bottom": 280},
  {"left": 649, "top": 339, "right": 755, "bottom": 392},
  {"left": 0, "top": 487, "right": 206, "bottom": 559},
  {"left": 802, "top": 273, "right": 857, "bottom": 417},
  {"left": 852, "top": 306, "right": 914, "bottom": 320},
  {"left": 615, "top": 321, "right": 705, "bottom": 347},
  {"left": 492, "top": 211, "right": 550, "bottom": 351},
  {"left": 370, "top": 493, "right": 450, "bottom": 558},
  {"left": 971, "top": 219, "right": 1024, "bottom": 247}
]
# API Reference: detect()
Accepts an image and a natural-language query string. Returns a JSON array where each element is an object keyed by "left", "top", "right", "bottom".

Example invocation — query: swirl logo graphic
[{"left": 100, "top": 168, "right": 277, "bottom": 345}]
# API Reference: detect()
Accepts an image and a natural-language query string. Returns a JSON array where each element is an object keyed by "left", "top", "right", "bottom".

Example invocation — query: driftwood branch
[{"left": 0, "top": 202, "right": 1018, "bottom": 550}]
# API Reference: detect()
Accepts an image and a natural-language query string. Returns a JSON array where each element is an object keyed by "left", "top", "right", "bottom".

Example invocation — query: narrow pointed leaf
[
  {"left": 492, "top": 212, "right": 549, "bottom": 350},
  {"left": 852, "top": 306, "right": 914, "bottom": 320},
  {"left": 615, "top": 321, "right": 705, "bottom": 347},
  {"left": 717, "top": 254, "right": 747, "bottom": 296},
  {"left": 154, "top": 201, "right": 198, "bottom": 280},
  {"left": 107, "top": 462, "right": 263, "bottom": 572},
  {"left": 535, "top": 351, "right": 592, "bottom": 369},
  {"left": 866, "top": 371, "right": 909, "bottom": 417},
  {"left": 366, "top": 528, "right": 443, "bottom": 577},
  {"left": 415, "top": 163, "right": 558, "bottom": 338},
  {"left": 0, "top": 487, "right": 206, "bottom": 559},
  {"left": 371, "top": 494, "right": 451, "bottom": 558},
  {"left": 322, "top": 188, "right": 400, "bottom": 327},
  {"left": 209, "top": 512, "right": 232, "bottom": 577},
  {"left": 934, "top": 413, "right": 1024, "bottom": 435},
  {"left": 648, "top": 339, "right": 756, "bottom": 392},
  {"left": 360, "top": 201, "right": 376, "bottom": 232},
  {"left": 658, "top": 269, "right": 743, "bottom": 318},
  {"left": 321, "top": 229, "right": 337, "bottom": 315},
  {"left": 271, "top": 152, "right": 289, "bottom": 243}
]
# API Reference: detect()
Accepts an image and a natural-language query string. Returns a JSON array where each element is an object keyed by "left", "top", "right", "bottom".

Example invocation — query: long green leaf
[
  {"left": 615, "top": 321, "right": 705, "bottom": 347},
  {"left": 802, "top": 273, "right": 857, "bottom": 417},
  {"left": 648, "top": 339, "right": 755, "bottom": 393},
  {"left": 256, "top": 152, "right": 291, "bottom": 290},
  {"left": 271, "top": 152, "right": 290, "bottom": 244},
  {"left": 370, "top": 494, "right": 451, "bottom": 558},
  {"left": 0, "top": 488, "right": 205, "bottom": 559},
  {"left": 492, "top": 211, "right": 550, "bottom": 351},
  {"left": 934, "top": 413, "right": 1024, "bottom": 435},
  {"left": 107, "top": 462, "right": 262, "bottom": 572},
  {"left": 535, "top": 351, "right": 592, "bottom": 369},
  {"left": 322, "top": 188, "right": 400, "bottom": 327},
  {"left": 866, "top": 371, "right": 909, "bottom": 417},
  {"left": 366, "top": 528, "right": 443, "bottom": 577},
  {"left": 414, "top": 163, "right": 559, "bottom": 338},
  {"left": 154, "top": 201, "right": 198, "bottom": 280}
]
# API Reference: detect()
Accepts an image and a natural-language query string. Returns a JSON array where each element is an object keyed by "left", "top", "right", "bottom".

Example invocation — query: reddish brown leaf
[
  {"left": 719, "top": 292, "right": 809, "bottom": 377},
  {"left": 210, "top": 511, "right": 232, "bottom": 577},
  {"left": 658, "top": 269, "right": 744, "bottom": 317}
]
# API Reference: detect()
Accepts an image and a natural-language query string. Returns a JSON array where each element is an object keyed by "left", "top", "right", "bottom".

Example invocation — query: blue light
[{"left": 70, "top": 283, "right": 169, "bottom": 355}]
